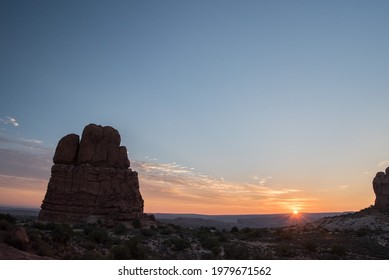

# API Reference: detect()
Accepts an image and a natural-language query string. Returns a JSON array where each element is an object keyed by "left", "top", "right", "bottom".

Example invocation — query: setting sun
[{"left": 293, "top": 210, "right": 299, "bottom": 215}]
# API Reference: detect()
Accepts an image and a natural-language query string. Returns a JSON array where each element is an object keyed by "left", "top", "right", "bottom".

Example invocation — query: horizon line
[{"left": 0, "top": 204, "right": 356, "bottom": 216}]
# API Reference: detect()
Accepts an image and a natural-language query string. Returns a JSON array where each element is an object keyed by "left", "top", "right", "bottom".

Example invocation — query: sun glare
[{"left": 293, "top": 210, "right": 299, "bottom": 215}]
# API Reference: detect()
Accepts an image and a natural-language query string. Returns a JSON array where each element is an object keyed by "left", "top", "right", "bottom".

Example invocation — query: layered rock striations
[
  {"left": 373, "top": 167, "right": 389, "bottom": 211},
  {"left": 39, "top": 124, "right": 144, "bottom": 224}
]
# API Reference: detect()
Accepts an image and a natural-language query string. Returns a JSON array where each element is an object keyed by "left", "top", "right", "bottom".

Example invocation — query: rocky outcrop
[
  {"left": 373, "top": 167, "right": 389, "bottom": 211},
  {"left": 315, "top": 210, "right": 389, "bottom": 231},
  {"left": 39, "top": 124, "right": 145, "bottom": 225}
]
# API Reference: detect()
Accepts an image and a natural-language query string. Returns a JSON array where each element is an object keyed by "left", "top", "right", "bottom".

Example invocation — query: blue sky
[{"left": 1, "top": 0, "right": 389, "bottom": 213}]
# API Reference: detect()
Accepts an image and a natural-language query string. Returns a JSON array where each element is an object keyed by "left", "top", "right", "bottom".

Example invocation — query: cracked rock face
[
  {"left": 38, "top": 124, "right": 144, "bottom": 224},
  {"left": 373, "top": 167, "right": 389, "bottom": 211}
]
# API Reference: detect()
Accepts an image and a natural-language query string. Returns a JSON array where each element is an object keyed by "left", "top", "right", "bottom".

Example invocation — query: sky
[{"left": 1, "top": 0, "right": 389, "bottom": 214}]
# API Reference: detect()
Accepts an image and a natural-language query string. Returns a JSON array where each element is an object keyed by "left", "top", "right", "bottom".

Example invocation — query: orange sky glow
[{"left": 0, "top": 160, "right": 375, "bottom": 215}]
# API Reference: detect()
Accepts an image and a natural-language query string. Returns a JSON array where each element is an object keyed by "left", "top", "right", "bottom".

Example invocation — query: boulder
[
  {"left": 13, "top": 226, "right": 29, "bottom": 244},
  {"left": 53, "top": 134, "right": 79, "bottom": 164}
]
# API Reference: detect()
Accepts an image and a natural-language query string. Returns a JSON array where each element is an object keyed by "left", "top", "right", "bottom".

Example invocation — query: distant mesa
[
  {"left": 373, "top": 167, "right": 389, "bottom": 211},
  {"left": 38, "top": 124, "right": 147, "bottom": 225}
]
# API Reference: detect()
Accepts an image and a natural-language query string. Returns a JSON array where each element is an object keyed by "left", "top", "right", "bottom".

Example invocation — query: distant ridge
[
  {"left": 0, "top": 206, "right": 40, "bottom": 217},
  {"left": 0, "top": 206, "right": 349, "bottom": 229},
  {"left": 153, "top": 212, "right": 347, "bottom": 229}
]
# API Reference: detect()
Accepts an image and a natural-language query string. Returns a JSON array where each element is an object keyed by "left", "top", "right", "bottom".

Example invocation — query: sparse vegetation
[
  {"left": 114, "top": 223, "right": 128, "bottom": 236},
  {"left": 52, "top": 224, "right": 73, "bottom": 245},
  {"left": 169, "top": 237, "right": 191, "bottom": 251},
  {"left": 111, "top": 238, "right": 147, "bottom": 259},
  {"left": 224, "top": 242, "right": 250, "bottom": 259},
  {"left": 0, "top": 213, "right": 16, "bottom": 224},
  {"left": 2, "top": 212, "right": 389, "bottom": 260},
  {"left": 132, "top": 219, "right": 141, "bottom": 229}
]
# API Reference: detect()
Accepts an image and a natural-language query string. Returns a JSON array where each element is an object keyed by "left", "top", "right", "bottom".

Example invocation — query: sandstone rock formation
[
  {"left": 373, "top": 167, "right": 389, "bottom": 211},
  {"left": 39, "top": 124, "right": 145, "bottom": 225}
]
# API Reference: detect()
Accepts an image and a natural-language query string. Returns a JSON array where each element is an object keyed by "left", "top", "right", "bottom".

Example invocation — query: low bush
[
  {"left": 114, "top": 223, "right": 128, "bottom": 236},
  {"left": 224, "top": 242, "right": 250, "bottom": 259},
  {"left": 170, "top": 237, "right": 191, "bottom": 251}
]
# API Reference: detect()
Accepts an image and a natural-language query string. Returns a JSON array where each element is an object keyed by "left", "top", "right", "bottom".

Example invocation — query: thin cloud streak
[
  {"left": 252, "top": 176, "right": 273, "bottom": 186},
  {"left": 0, "top": 174, "right": 48, "bottom": 184},
  {"left": 0, "top": 134, "right": 49, "bottom": 153},
  {"left": 0, "top": 116, "right": 19, "bottom": 127},
  {"left": 0, "top": 148, "right": 52, "bottom": 179},
  {"left": 377, "top": 160, "right": 389, "bottom": 169},
  {"left": 21, "top": 138, "right": 44, "bottom": 145}
]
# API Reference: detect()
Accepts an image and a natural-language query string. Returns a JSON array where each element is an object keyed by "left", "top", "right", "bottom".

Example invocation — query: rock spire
[
  {"left": 38, "top": 124, "right": 145, "bottom": 225},
  {"left": 373, "top": 167, "right": 389, "bottom": 211}
]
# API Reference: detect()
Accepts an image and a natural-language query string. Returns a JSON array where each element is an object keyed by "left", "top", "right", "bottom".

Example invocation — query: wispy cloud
[
  {"left": 0, "top": 134, "right": 47, "bottom": 152},
  {"left": 21, "top": 138, "right": 43, "bottom": 145},
  {"left": 377, "top": 160, "right": 389, "bottom": 169},
  {"left": 0, "top": 148, "right": 52, "bottom": 180},
  {"left": 0, "top": 120, "right": 53, "bottom": 207},
  {"left": 132, "top": 159, "right": 309, "bottom": 214},
  {"left": 362, "top": 161, "right": 389, "bottom": 179},
  {"left": 0, "top": 174, "right": 48, "bottom": 186},
  {"left": 251, "top": 175, "right": 273, "bottom": 186},
  {"left": 0, "top": 116, "right": 19, "bottom": 127}
]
